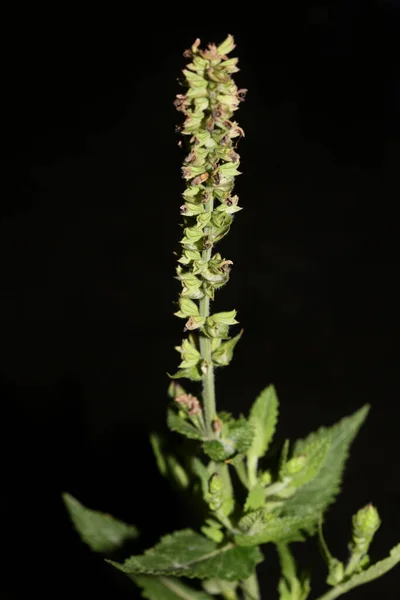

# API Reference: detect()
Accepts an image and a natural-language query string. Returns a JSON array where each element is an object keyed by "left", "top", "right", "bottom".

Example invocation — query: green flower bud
[
  {"left": 352, "top": 504, "right": 381, "bottom": 554},
  {"left": 327, "top": 559, "right": 345, "bottom": 586},
  {"left": 208, "top": 473, "right": 224, "bottom": 511},
  {"left": 260, "top": 471, "right": 272, "bottom": 486}
]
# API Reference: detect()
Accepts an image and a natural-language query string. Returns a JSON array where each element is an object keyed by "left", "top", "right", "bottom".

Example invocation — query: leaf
[
  {"left": 166, "top": 455, "right": 190, "bottom": 490},
  {"left": 227, "top": 417, "right": 254, "bottom": 454},
  {"left": 167, "top": 409, "right": 204, "bottom": 440},
  {"left": 247, "top": 385, "right": 279, "bottom": 460},
  {"left": 150, "top": 433, "right": 168, "bottom": 477},
  {"left": 191, "top": 457, "right": 213, "bottom": 502},
  {"left": 247, "top": 385, "right": 279, "bottom": 487},
  {"left": 281, "top": 435, "right": 331, "bottom": 491},
  {"left": 212, "top": 330, "right": 243, "bottom": 367},
  {"left": 133, "top": 575, "right": 213, "bottom": 600},
  {"left": 62, "top": 493, "right": 138, "bottom": 554},
  {"left": 281, "top": 406, "right": 369, "bottom": 527},
  {"left": 235, "top": 514, "right": 314, "bottom": 547},
  {"left": 315, "top": 543, "right": 400, "bottom": 600},
  {"left": 203, "top": 440, "right": 233, "bottom": 461},
  {"left": 107, "top": 529, "right": 263, "bottom": 581},
  {"left": 168, "top": 366, "right": 203, "bottom": 381},
  {"left": 244, "top": 481, "right": 265, "bottom": 512}
]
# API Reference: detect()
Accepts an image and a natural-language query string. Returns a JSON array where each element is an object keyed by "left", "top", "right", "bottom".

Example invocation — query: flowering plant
[{"left": 63, "top": 35, "right": 400, "bottom": 600}]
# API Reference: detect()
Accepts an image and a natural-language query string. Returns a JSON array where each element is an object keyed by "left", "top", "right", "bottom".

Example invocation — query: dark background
[{"left": 1, "top": 3, "right": 400, "bottom": 599}]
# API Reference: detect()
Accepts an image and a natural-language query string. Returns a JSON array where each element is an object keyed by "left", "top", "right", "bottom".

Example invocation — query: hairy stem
[
  {"left": 241, "top": 572, "right": 261, "bottom": 600},
  {"left": 199, "top": 198, "right": 216, "bottom": 437},
  {"left": 314, "top": 586, "right": 349, "bottom": 600}
]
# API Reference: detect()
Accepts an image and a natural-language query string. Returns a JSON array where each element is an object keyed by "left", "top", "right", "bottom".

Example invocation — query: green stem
[
  {"left": 241, "top": 572, "right": 261, "bottom": 600},
  {"left": 344, "top": 552, "right": 362, "bottom": 578},
  {"left": 199, "top": 197, "right": 216, "bottom": 437},
  {"left": 314, "top": 586, "right": 349, "bottom": 600}
]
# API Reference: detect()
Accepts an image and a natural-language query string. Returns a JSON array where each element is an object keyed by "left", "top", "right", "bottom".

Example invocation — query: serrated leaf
[
  {"left": 203, "top": 440, "right": 233, "bottom": 461},
  {"left": 167, "top": 409, "right": 204, "bottom": 440},
  {"left": 62, "top": 493, "right": 138, "bottom": 554},
  {"left": 248, "top": 385, "right": 279, "bottom": 459},
  {"left": 235, "top": 514, "right": 314, "bottom": 547},
  {"left": 133, "top": 575, "right": 213, "bottom": 600},
  {"left": 228, "top": 417, "right": 254, "bottom": 454},
  {"left": 107, "top": 529, "right": 263, "bottom": 581},
  {"left": 315, "top": 543, "right": 400, "bottom": 600},
  {"left": 281, "top": 406, "right": 369, "bottom": 527},
  {"left": 244, "top": 481, "right": 265, "bottom": 512},
  {"left": 282, "top": 436, "right": 330, "bottom": 491},
  {"left": 247, "top": 385, "right": 279, "bottom": 487}
]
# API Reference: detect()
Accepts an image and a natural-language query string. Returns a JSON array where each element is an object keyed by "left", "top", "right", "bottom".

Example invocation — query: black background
[{"left": 1, "top": 3, "right": 400, "bottom": 599}]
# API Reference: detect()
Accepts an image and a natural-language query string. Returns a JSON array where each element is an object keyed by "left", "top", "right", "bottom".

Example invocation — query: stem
[
  {"left": 241, "top": 572, "right": 261, "bottom": 600},
  {"left": 344, "top": 552, "right": 362, "bottom": 578},
  {"left": 314, "top": 586, "right": 348, "bottom": 600},
  {"left": 221, "top": 588, "right": 239, "bottom": 600},
  {"left": 199, "top": 196, "right": 216, "bottom": 437}
]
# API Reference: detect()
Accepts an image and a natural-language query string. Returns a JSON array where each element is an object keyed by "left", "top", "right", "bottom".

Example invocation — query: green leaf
[
  {"left": 168, "top": 366, "right": 203, "bottom": 381},
  {"left": 107, "top": 529, "right": 263, "bottom": 581},
  {"left": 236, "top": 513, "right": 314, "bottom": 547},
  {"left": 212, "top": 331, "right": 243, "bottom": 366},
  {"left": 201, "top": 523, "right": 224, "bottom": 544},
  {"left": 203, "top": 440, "right": 233, "bottom": 461},
  {"left": 166, "top": 455, "right": 190, "bottom": 490},
  {"left": 227, "top": 417, "right": 254, "bottom": 454},
  {"left": 315, "top": 543, "right": 400, "bottom": 600},
  {"left": 133, "top": 575, "right": 213, "bottom": 600},
  {"left": 247, "top": 385, "right": 279, "bottom": 486},
  {"left": 244, "top": 481, "right": 265, "bottom": 512},
  {"left": 191, "top": 457, "right": 213, "bottom": 502},
  {"left": 281, "top": 406, "right": 369, "bottom": 527},
  {"left": 62, "top": 493, "right": 138, "bottom": 554},
  {"left": 150, "top": 433, "right": 168, "bottom": 477},
  {"left": 281, "top": 435, "right": 330, "bottom": 492},
  {"left": 167, "top": 409, "right": 204, "bottom": 440}
]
